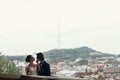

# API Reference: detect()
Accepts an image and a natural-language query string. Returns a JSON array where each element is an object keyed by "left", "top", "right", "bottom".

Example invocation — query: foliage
[
  {"left": 5, "top": 56, "right": 26, "bottom": 62},
  {"left": 79, "top": 60, "right": 88, "bottom": 65},
  {"left": 0, "top": 53, "right": 20, "bottom": 75},
  {"left": 45, "top": 47, "right": 115, "bottom": 63}
]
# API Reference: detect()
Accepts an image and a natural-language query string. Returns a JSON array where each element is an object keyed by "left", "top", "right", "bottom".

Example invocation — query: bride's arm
[
  {"left": 25, "top": 66, "right": 30, "bottom": 75},
  {"left": 36, "top": 60, "right": 41, "bottom": 72},
  {"left": 36, "top": 64, "right": 41, "bottom": 72},
  {"left": 25, "top": 66, "right": 28, "bottom": 75}
]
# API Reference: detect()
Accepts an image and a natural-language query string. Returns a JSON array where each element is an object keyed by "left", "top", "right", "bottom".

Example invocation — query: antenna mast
[{"left": 58, "top": 21, "right": 61, "bottom": 49}]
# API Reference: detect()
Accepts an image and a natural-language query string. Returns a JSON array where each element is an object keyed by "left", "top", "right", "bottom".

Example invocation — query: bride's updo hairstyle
[{"left": 25, "top": 55, "right": 32, "bottom": 62}]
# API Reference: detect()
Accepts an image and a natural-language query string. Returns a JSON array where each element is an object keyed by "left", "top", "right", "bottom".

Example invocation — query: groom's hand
[{"left": 36, "top": 59, "right": 39, "bottom": 64}]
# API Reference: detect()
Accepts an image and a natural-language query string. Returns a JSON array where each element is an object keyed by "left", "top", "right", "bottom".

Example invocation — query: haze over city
[{"left": 0, "top": 0, "right": 120, "bottom": 55}]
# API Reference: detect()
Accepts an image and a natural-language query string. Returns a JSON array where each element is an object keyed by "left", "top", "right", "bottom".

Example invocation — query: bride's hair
[{"left": 25, "top": 55, "right": 32, "bottom": 62}]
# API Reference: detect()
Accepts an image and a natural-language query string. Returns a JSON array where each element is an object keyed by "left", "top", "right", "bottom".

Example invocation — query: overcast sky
[{"left": 0, "top": 0, "right": 120, "bottom": 55}]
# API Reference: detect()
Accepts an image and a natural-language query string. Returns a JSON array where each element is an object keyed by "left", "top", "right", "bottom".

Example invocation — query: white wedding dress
[
  {"left": 25, "top": 65, "right": 37, "bottom": 75},
  {"left": 29, "top": 66, "right": 37, "bottom": 75}
]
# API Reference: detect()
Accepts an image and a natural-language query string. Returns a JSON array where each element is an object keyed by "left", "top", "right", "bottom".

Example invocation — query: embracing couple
[{"left": 25, "top": 52, "right": 51, "bottom": 76}]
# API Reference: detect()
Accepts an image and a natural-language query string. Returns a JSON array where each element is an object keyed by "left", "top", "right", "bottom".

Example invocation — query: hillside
[
  {"left": 4, "top": 47, "right": 115, "bottom": 63},
  {"left": 45, "top": 47, "right": 115, "bottom": 63}
]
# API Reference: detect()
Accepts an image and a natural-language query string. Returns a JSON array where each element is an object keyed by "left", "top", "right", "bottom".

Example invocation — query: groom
[{"left": 36, "top": 52, "right": 51, "bottom": 76}]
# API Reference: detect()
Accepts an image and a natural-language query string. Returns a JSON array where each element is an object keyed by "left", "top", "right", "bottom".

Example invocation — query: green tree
[
  {"left": 79, "top": 60, "right": 88, "bottom": 65},
  {"left": 0, "top": 53, "right": 20, "bottom": 75}
]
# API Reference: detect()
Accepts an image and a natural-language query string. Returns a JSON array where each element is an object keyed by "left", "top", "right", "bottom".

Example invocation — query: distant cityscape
[{"left": 5, "top": 47, "right": 120, "bottom": 80}]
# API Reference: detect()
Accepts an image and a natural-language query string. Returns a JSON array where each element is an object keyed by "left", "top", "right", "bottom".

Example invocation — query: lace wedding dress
[{"left": 25, "top": 65, "right": 37, "bottom": 75}]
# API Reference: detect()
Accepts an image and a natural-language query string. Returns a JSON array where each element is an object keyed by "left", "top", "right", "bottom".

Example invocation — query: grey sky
[{"left": 0, "top": 0, "right": 120, "bottom": 55}]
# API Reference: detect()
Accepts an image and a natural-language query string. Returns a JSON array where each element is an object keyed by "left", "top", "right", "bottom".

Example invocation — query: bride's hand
[
  {"left": 37, "top": 64, "right": 41, "bottom": 71},
  {"left": 36, "top": 59, "right": 39, "bottom": 64}
]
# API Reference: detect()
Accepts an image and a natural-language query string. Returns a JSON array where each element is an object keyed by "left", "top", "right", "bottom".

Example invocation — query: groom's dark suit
[{"left": 37, "top": 61, "right": 51, "bottom": 76}]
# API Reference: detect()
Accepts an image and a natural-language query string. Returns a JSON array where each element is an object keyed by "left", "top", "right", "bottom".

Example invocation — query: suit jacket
[{"left": 37, "top": 61, "right": 51, "bottom": 76}]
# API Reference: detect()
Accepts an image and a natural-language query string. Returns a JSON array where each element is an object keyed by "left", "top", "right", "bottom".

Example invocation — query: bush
[{"left": 0, "top": 53, "right": 20, "bottom": 75}]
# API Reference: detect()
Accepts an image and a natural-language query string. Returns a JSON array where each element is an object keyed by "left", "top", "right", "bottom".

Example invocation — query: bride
[{"left": 25, "top": 55, "right": 39, "bottom": 75}]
